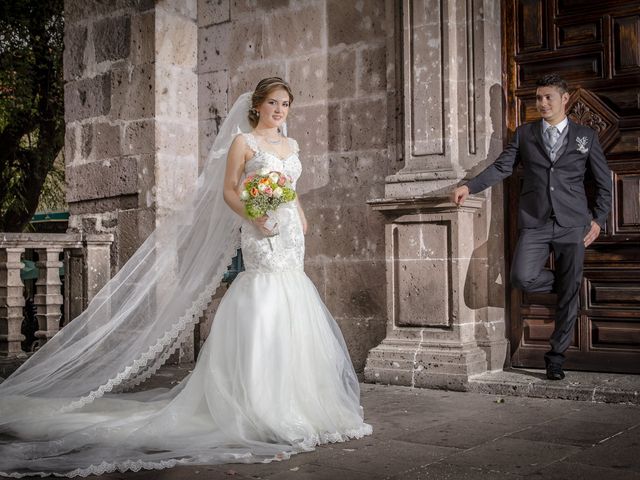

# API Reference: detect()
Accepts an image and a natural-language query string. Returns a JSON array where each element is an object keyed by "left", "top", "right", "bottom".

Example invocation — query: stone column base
[
  {"left": 364, "top": 338, "right": 487, "bottom": 391},
  {"left": 478, "top": 338, "right": 510, "bottom": 372}
]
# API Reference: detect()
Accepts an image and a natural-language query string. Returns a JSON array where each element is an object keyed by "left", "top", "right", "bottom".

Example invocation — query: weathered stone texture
[
  {"left": 64, "top": 0, "right": 154, "bottom": 23},
  {"left": 198, "top": 0, "right": 230, "bottom": 26},
  {"left": 66, "top": 156, "right": 139, "bottom": 202},
  {"left": 199, "top": 70, "right": 228, "bottom": 120},
  {"left": 124, "top": 120, "right": 155, "bottom": 156},
  {"left": 64, "top": 74, "right": 111, "bottom": 122},
  {"left": 155, "top": 122, "right": 198, "bottom": 157},
  {"left": 289, "top": 54, "right": 330, "bottom": 103},
  {"left": 327, "top": 0, "right": 386, "bottom": 47},
  {"left": 198, "top": 117, "right": 222, "bottom": 172},
  {"left": 64, "top": 124, "right": 79, "bottom": 165},
  {"left": 327, "top": 50, "right": 357, "bottom": 99},
  {"left": 130, "top": 12, "right": 155, "bottom": 65},
  {"left": 116, "top": 208, "right": 155, "bottom": 267},
  {"left": 159, "top": 0, "right": 197, "bottom": 20},
  {"left": 230, "top": 0, "right": 289, "bottom": 17},
  {"left": 81, "top": 122, "right": 121, "bottom": 161},
  {"left": 287, "top": 104, "right": 329, "bottom": 159},
  {"left": 154, "top": 153, "right": 198, "bottom": 215},
  {"left": 68, "top": 196, "right": 138, "bottom": 216},
  {"left": 63, "top": 24, "right": 88, "bottom": 81},
  {"left": 262, "top": 4, "right": 324, "bottom": 57},
  {"left": 135, "top": 154, "right": 156, "bottom": 209},
  {"left": 199, "top": 20, "right": 266, "bottom": 73},
  {"left": 358, "top": 44, "right": 386, "bottom": 95},
  {"left": 395, "top": 222, "right": 451, "bottom": 327},
  {"left": 156, "top": 10, "right": 198, "bottom": 68},
  {"left": 94, "top": 16, "right": 131, "bottom": 63},
  {"left": 198, "top": 22, "right": 231, "bottom": 73},
  {"left": 110, "top": 65, "right": 155, "bottom": 120},
  {"left": 341, "top": 97, "right": 388, "bottom": 151}
]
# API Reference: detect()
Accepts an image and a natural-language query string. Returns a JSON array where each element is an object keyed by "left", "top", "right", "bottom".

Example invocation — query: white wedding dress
[{"left": 0, "top": 132, "right": 372, "bottom": 477}]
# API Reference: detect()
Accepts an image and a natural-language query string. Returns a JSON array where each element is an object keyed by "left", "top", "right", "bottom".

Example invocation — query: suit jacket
[{"left": 466, "top": 119, "right": 612, "bottom": 229}]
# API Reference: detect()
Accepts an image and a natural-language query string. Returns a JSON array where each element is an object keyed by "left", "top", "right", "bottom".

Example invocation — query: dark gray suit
[{"left": 466, "top": 119, "right": 612, "bottom": 367}]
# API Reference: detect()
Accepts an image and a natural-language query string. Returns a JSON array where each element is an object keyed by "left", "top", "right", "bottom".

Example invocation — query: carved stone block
[{"left": 94, "top": 15, "right": 131, "bottom": 63}]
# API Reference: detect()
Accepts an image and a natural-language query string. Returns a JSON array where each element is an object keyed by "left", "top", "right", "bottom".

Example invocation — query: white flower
[
  {"left": 258, "top": 167, "right": 270, "bottom": 176},
  {"left": 240, "top": 190, "right": 249, "bottom": 200},
  {"left": 269, "top": 172, "right": 280, "bottom": 183},
  {"left": 273, "top": 187, "right": 283, "bottom": 198},
  {"left": 257, "top": 183, "right": 268, "bottom": 192},
  {"left": 576, "top": 136, "right": 589, "bottom": 154}
]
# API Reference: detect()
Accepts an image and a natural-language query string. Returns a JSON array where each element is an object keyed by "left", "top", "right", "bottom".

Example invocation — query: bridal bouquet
[{"left": 240, "top": 169, "right": 296, "bottom": 222}]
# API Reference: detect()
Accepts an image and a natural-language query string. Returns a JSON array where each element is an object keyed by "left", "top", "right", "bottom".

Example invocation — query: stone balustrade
[{"left": 0, "top": 233, "right": 113, "bottom": 364}]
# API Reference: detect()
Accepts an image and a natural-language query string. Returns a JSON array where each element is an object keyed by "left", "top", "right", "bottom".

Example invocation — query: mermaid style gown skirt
[{"left": 0, "top": 134, "right": 371, "bottom": 477}]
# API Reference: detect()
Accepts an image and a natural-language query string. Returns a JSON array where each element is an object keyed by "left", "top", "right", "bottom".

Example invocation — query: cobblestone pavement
[{"left": 15, "top": 366, "right": 640, "bottom": 479}]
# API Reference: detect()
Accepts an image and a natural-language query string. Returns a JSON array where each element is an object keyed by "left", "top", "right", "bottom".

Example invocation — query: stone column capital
[{"left": 368, "top": 193, "right": 485, "bottom": 215}]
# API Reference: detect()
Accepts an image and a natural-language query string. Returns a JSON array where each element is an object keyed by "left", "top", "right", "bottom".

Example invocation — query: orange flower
[
  {"left": 259, "top": 177, "right": 270, "bottom": 185},
  {"left": 250, "top": 187, "right": 259, "bottom": 197}
]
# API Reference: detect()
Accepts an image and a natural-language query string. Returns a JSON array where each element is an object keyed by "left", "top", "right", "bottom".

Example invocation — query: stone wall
[
  {"left": 64, "top": 0, "right": 199, "bottom": 271},
  {"left": 63, "top": 0, "right": 509, "bottom": 377},
  {"left": 198, "top": 0, "right": 390, "bottom": 371}
]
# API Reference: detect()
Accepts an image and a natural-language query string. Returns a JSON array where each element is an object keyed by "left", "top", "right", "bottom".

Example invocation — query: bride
[{"left": 0, "top": 77, "right": 372, "bottom": 477}]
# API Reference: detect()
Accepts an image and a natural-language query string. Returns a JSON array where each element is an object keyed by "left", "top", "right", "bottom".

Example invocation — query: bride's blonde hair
[{"left": 249, "top": 77, "right": 294, "bottom": 128}]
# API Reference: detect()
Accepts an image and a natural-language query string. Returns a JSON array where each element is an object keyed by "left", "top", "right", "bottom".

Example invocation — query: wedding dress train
[{"left": 0, "top": 132, "right": 371, "bottom": 477}]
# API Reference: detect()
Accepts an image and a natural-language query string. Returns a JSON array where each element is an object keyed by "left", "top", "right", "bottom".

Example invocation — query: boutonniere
[{"left": 576, "top": 136, "right": 589, "bottom": 154}]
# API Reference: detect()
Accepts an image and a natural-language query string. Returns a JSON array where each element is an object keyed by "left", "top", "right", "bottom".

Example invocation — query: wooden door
[{"left": 504, "top": 0, "right": 640, "bottom": 372}]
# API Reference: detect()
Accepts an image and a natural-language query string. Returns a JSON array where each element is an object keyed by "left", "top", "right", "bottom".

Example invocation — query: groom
[{"left": 452, "top": 73, "right": 612, "bottom": 380}]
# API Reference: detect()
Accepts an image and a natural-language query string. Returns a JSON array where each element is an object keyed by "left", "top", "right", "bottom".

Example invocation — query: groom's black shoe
[{"left": 546, "top": 364, "right": 565, "bottom": 381}]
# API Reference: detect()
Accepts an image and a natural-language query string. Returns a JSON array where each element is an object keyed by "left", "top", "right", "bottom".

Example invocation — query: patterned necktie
[{"left": 544, "top": 126, "right": 560, "bottom": 159}]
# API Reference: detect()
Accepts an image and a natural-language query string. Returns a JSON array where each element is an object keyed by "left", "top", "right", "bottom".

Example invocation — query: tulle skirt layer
[{"left": 0, "top": 270, "right": 371, "bottom": 478}]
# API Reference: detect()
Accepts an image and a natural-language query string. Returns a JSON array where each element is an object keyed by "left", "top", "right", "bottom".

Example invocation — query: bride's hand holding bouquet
[{"left": 240, "top": 168, "right": 296, "bottom": 236}]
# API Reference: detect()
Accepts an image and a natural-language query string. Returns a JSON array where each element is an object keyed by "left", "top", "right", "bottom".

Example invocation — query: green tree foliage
[{"left": 0, "top": 0, "right": 64, "bottom": 232}]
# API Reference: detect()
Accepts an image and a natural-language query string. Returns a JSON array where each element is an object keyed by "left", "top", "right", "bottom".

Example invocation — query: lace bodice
[
  {"left": 240, "top": 133, "right": 305, "bottom": 274},
  {"left": 243, "top": 133, "right": 302, "bottom": 189}
]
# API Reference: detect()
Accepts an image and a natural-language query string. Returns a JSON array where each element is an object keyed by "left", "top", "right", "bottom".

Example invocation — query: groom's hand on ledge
[
  {"left": 451, "top": 185, "right": 470, "bottom": 206},
  {"left": 584, "top": 221, "right": 601, "bottom": 248}
]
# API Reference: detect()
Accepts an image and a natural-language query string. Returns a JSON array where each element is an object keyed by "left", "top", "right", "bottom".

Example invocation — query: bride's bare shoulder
[
  {"left": 229, "top": 133, "right": 257, "bottom": 163},
  {"left": 230, "top": 133, "right": 247, "bottom": 147}
]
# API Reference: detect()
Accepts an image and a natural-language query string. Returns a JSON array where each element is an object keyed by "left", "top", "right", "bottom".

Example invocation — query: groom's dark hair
[{"left": 536, "top": 73, "right": 569, "bottom": 94}]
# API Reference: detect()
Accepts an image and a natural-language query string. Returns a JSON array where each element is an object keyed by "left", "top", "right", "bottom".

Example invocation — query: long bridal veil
[{"left": 0, "top": 93, "right": 252, "bottom": 421}]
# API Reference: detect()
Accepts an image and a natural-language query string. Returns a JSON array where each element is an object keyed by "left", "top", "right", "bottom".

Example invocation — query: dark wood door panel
[
  {"left": 505, "top": 0, "right": 640, "bottom": 373},
  {"left": 613, "top": 15, "right": 640, "bottom": 76},
  {"left": 557, "top": 0, "right": 640, "bottom": 17},
  {"left": 517, "top": 0, "right": 548, "bottom": 53},
  {"left": 556, "top": 19, "right": 603, "bottom": 48}
]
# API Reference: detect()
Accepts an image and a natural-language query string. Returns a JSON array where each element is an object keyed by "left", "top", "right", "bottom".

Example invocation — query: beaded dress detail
[{"left": 240, "top": 133, "right": 304, "bottom": 273}]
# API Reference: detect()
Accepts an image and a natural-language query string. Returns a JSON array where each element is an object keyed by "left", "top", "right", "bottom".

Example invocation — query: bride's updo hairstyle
[{"left": 248, "top": 77, "right": 294, "bottom": 128}]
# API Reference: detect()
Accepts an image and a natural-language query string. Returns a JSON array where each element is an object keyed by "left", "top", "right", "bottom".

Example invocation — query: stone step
[{"left": 468, "top": 368, "right": 640, "bottom": 405}]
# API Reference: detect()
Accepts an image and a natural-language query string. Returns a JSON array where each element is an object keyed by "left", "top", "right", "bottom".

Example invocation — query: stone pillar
[
  {"left": 84, "top": 234, "right": 115, "bottom": 302},
  {"left": 34, "top": 248, "right": 64, "bottom": 346},
  {"left": 364, "top": 0, "right": 507, "bottom": 389},
  {"left": 63, "top": 234, "right": 113, "bottom": 325},
  {"left": 64, "top": 0, "right": 198, "bottom": 361},
  {"left": 365, "top": 196, "right": 487, "bottom": 390},
  {"left": 0, "top": 248, "right": 26, "bottom": 357},
  {"left": 64, "top": 0, "right": 199, "bottom": 269},
  {"left": 64, "top": 248, "right": 84, "bottom": 325}
]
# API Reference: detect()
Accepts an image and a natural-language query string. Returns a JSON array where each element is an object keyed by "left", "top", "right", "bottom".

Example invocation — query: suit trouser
[{"left": 510, "top": 219, "right": 589, "bottom": 367}]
